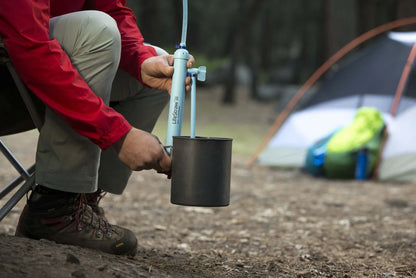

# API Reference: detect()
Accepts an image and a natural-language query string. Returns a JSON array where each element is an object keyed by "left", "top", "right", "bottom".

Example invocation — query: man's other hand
[{"left": 141, "top": 54, "right": 195, "bottom": 93}]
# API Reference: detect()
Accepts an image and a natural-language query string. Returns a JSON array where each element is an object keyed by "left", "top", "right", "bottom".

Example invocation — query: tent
[
  {"left": 378, "top": 105, "right": 416, "bottom": 182},
  {"left": 251, "top": 26, "right": 416, "bottom": 182}
]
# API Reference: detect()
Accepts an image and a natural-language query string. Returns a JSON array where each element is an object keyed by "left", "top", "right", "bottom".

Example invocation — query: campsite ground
[{"left": 1, "top": 87, "right": 416, "bottom": 277}]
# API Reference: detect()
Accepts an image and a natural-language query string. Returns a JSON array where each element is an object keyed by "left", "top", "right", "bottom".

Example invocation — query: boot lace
[
  {"left": 86, "top": 189, "right": 107, "bottom": 216},
  {"left": 75, "top": 194, "right": 113, "bottom": 238}
]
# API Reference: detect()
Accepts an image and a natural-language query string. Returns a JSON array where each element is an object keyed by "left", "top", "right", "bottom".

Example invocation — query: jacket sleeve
[
  {"left": 0, "top": 0, "right": 132, "bottom": 150},
  {"left": 94, "top": 0, "right": 158, "bottom": 84}
]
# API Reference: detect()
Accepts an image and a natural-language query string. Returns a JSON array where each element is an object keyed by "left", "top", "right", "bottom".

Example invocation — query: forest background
[{"left": 127, "top": 0, "right": 416, "bottom": 104}]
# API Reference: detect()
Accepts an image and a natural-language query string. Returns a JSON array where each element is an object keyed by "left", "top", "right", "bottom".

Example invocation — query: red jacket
[{"left": 0, "top": 0, "right": 158, "bottom": 149}]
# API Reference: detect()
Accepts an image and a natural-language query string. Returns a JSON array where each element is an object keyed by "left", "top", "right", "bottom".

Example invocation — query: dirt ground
[{"left": 1, "top": 87, "right": 416, "bottom": 277}]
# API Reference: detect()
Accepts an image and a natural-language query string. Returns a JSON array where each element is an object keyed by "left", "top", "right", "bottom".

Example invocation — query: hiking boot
[
  {"left": 15, "top": 186, "right": 137, "bottom": 256},
  {"left": 85, "top": 189, "right": 106, "bottom": 217}
]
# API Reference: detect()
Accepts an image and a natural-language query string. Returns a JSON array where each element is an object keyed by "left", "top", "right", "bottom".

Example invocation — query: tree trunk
[
  {"left": 325, "top": 0, "right": 358, "bottom": 57},
  {"left": 222, "top": 0, "right": 266, "bottom": 104},
  {"left": 296, "top": 0, "right": 326, "bottom": 82}
]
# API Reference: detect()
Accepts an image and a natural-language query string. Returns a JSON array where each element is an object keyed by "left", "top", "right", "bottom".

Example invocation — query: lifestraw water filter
[
  {"left": 165, "top": 0, "right": 206, "bottom": 151},
  {"left": 166, "top": 0, "right": 232, "bottom": 207}
]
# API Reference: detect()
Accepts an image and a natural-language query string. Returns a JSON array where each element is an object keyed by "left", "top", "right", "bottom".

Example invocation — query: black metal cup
[{"left": 170, "top": 136, "right": 232, "bottom": 207}]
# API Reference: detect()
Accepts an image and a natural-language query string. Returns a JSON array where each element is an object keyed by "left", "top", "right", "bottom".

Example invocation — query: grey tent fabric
[
  {"left": 379, "top": 105, "right": 416, "bottom": 182},
  {"left": 305, "top": 33, "right": 416, "bottom": 110}
]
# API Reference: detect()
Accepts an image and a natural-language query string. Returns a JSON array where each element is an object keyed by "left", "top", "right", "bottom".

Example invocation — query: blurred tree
[
  {"left": 126, "top": 0, "right": 180, "bottom": 49},
  {"left": 324, "top": 0, "right": 358, "bottom": 56},
  {"left": 296, "top": 0, "right": 325, "bottom": 82},
  {"left": 396, "top": 0, "right": 416, "bottom": 21},
  {"left": 222, "top": 0, "right": 266, "bottom": 104}
]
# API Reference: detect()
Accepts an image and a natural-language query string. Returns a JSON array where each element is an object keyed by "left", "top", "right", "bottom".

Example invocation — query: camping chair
[{"left": 0, "top": 37, "right": 44, "bottom": 221}]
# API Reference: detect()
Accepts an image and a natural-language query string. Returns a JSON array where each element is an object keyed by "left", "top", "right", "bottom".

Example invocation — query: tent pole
[
  {"left": 247, "top": 17, "right": 416, "bottom": 168},
  {"left": 371, "top": 42, "right": 416, "bottom": 180},
  {"left": 390, "top": 43, "right": 416, "bottom": 117}
]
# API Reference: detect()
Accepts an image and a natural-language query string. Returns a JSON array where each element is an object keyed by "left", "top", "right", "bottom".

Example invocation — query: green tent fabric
[{"left": 323, "top": 107, "right": 385, "bottom": 179}]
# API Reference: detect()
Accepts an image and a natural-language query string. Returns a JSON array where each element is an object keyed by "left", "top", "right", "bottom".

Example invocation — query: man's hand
[
  {"left": 141, "top": 54, "right": 195, "bottom": 93},
  {"left": 113, "top": 128, "right": 171, "bottom": 176}
]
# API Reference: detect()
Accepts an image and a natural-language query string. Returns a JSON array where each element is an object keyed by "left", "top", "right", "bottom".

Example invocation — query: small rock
[
  {"left": 385, "top": 199, "right": 408, "bottom": 208},
  {"left": 71, "top": 269, "right": 86, "bottom": 278},
  {"left": 66, "top": 253, "right": 81, "bottom": 265}
]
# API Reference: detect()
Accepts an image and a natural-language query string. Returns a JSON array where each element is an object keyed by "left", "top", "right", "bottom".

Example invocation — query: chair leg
[
  {"left": 0, "top": 174, "right": 35, "bottom": 221},
  {"left": 0, "top": 140, "right": 30, "bottom": 180},
  {"left": 0, "top": 164, "right": 35, "bottom": 199}
]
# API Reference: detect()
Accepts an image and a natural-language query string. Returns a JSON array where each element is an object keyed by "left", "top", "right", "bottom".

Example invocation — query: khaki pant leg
[{"left": 36, "top": 11, "right": 121, "bottom": 193}]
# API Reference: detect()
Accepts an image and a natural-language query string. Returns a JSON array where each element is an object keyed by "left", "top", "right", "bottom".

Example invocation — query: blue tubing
[{"left": 190, "top": 75, "right": 196, "bottom": 138}]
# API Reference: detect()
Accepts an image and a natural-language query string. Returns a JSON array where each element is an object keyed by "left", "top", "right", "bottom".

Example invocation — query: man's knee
[
  {"left": 78, "top": 11, "right": 121, "bottom": 49},
  {"left": 50, "top": 10, "right": 121, "bottom": 63}
]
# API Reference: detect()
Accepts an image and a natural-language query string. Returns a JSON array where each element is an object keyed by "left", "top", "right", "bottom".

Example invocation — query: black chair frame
[{"left": 0, "top": 38, "right": 43, "bottom": 221}]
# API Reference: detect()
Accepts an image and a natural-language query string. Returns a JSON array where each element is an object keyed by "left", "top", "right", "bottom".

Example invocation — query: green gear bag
[{"left": 323, "top": 107, "right": 385, "bottom": 179}]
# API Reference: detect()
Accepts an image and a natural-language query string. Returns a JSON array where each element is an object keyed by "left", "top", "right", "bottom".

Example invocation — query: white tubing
[{"left": 180, "top": 0, "right": 188, "bottom": 48}]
